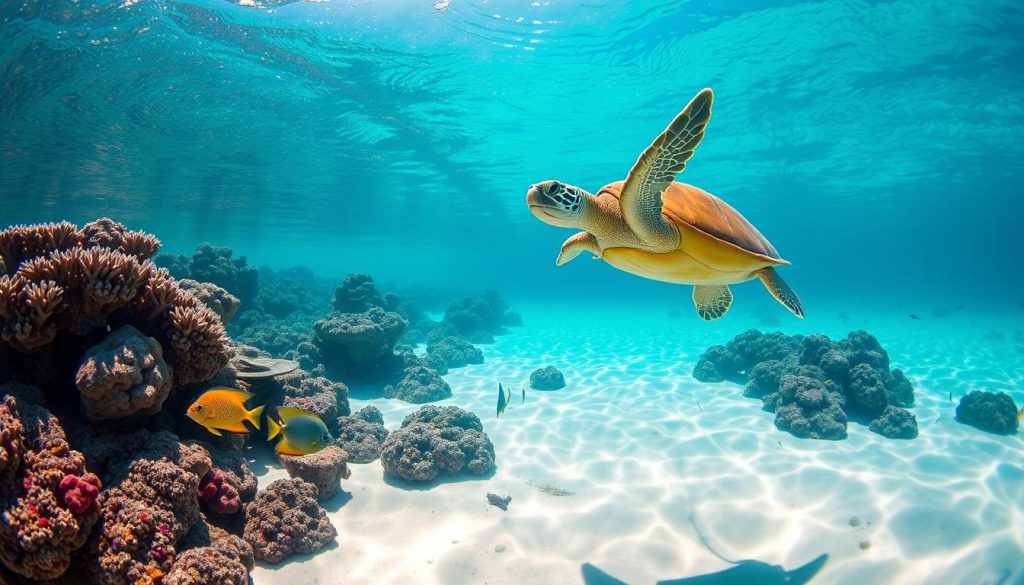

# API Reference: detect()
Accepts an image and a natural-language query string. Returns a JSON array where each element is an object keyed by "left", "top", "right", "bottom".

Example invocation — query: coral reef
[
  {"left": 165, "top": 518, "right": 253, "bottom": 585},
  {"left": 380, "top": 405, "right": 495, "bottom": 482},
  {"left": 694, "top": 329, "right": 916, "bottom": 440},
  {"left": 242, "top": 478, "right": 336, "bottom": 564},
  {"left": 383, "top": 365, "right": 452, "bottom": 403},
  {"left": 955, "top": 391, "right": 1019, "bottom": 435},
  {"left": 312, "top": 306, "right": 407, "bottom": 381},
  {"left": 426, "top": 335, "right": 483, "bottom": 370},
  {"left": 74, "top": 325, "right": 173, "bottom": 421},
  {"left": 442, "top": 289, "right": 520, "bottom": 339},
  {"left": 868, "top": 406, "right": 919, "bottom": 439},
  {"left": 333, "top": 273, "right": 391, "bottom": 313},
  {"left": 530, "top": 365, "right": 566, "bottom": 390},
  {"left": 279, "top": 446, "right": 351, "bottom": 501},
  {"left": 233, "top": 319, "right": 307, "bottom": 358},
  {"left": 334, "top": 406, "right": 388, "bottom": 464},
  {"left": 199, "top": 469, "right": 241, "bottom": 515},
  {"left": 188, "top": 244, "right": 259, "bottom": 307},
  {"left": 769, "top": 375, "right": 848, "bottom": 440},
  {"left": 0, "top": 394, "right": 101, "bottom": 580},
  {"left": 178, "top": 279, "right": 240, "bottom": 325},
  {"left": 0, "top": 220, "right": 230, "bottom": 386}
]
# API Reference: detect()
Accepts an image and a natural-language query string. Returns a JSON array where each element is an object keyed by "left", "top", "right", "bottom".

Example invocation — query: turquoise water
[
  {"left": 3, "top": 1, "right": 1024, "bottom": 584},
  {"left": 3, "top": 0, "right": 1023, "bottom": 309}
]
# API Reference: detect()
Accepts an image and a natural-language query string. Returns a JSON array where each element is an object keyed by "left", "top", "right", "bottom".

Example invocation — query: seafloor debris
[
  {"left": 487, "top": 493, "right": 511, "bottom": 511},
  {"left": 380, "top": 405, "right": 495, "bottom": 482},
  {"left": 694, "top": 329, "right": 917, "bottom": 440}
]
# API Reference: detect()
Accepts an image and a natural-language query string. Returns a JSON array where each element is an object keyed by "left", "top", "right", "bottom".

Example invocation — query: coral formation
[
  {"left": 0, "top": 220, "right": 230, "bottom": 386},
  {"left": 199, "top": 469, "right": 242, "bottom": 515},
  {"left": 334, "top": 406, "right": 388, "bottom": 464},
  {"left": 769, "top": 375, "right": 848, "bottom": 440},
  {"left": 868, "top": 406, "right": 919, "bottom": 439},
  {"left": 178, "top": 279, "right": 241, "bottom": 325},
  {"left": 426, "top": 335, "right": 484, "bottom": 370},
  {"left": 242, "top": 478, "right": 336, "bottom": 563},
  {"left": 384, "top": 365, "right": 452, "bottom": 403},
  {"left": 694, "top": 329, "right": 916, "bottom": 440},
  {"left": 189, "top": 244, "right": 259, "bottom": 307},
  {"left": 530, "top": 365, "right": 566, "bottom": 390},
  {"left": 333, "top": 273, "right": 389, "bottom": 313},
  {"left": 0, "top": 394, "right": 101, "bottom": 580},
  {"left": 955, "top": 391, "right": 1019, "bottom": 435},
  {"left": 442, "top": 289, "right": 520, "bottom": 339},
  {"left": 312, "top": 306, "right": 407, "bottom": 381},
  {"left": 74, "top": 325, "right": 173, "bottom": 421},
  {"left": 279, "top": 445, "right": 351, "bottom": 501},
  {"left": 380, "top": 405, "right": 495, "bottom": 482}
]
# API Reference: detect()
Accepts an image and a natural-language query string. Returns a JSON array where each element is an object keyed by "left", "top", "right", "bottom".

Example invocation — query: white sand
[{"left": 252, "top": 302, "right": 1024, "bottom": 585}]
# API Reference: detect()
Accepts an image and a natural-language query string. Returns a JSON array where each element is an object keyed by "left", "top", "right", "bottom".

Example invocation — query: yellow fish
[
  {"left": 186, "top": 388, "right": 264, "bottom": 437},
  {"left": 267, "top": 406, "right": 332, "bottom": 456}
]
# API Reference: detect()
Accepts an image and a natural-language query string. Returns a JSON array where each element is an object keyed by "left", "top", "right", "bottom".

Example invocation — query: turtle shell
[{"left": 599, "top": 181, "right": 784, "bottom": 262}]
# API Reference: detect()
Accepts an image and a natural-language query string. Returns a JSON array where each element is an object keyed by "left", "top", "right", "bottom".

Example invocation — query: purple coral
[
  {"left": 199, "top": 469, "right": 241, "bottom": 514},
  {"left": 59, "top": 474, "right": 101, "bottom": 514}
]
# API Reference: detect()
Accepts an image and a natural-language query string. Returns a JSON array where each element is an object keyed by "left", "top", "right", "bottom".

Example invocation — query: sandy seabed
[{"left": 252, "top": 301, "right": 1024, "bottom": 585}]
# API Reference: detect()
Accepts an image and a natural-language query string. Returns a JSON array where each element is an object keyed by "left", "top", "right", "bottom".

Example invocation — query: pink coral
[
  {"left": 59, "top": 474, "right": 101, "bottom": 514},
  {"left": 199, "top": 469, "right": 241, "bottom": 515}
]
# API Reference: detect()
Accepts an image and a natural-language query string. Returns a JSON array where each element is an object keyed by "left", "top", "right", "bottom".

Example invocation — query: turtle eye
[{"left": 544, "top": 183, "right": 560, "bottom": 196}]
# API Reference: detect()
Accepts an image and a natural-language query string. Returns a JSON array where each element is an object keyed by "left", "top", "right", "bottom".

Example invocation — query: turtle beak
[{"left": 526, "top": 184, "right": 551, "bottom": 209}]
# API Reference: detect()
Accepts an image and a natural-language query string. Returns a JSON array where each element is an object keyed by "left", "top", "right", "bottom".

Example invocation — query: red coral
[
  {"left": 59, "top": 474, "right": 101, "bottom": 514},
  {"left": 198, "top": 469, "right": 240, "bottom": 515}
]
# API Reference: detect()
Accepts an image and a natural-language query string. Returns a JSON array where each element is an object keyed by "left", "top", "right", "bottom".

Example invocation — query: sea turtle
[{"left": 526, "top": 88, "right": 803, "bottom": 321}]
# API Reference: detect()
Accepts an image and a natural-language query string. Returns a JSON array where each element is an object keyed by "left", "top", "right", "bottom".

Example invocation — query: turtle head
[{"left": 527, "top": 181, "right": 588, "bottom": 227}]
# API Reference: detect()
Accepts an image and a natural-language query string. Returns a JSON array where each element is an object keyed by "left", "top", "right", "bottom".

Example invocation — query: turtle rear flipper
[
  {"left": 693, "top": 284, "right": 733, "bottom": 321},
  {"left": 757, "top": 267, "right": 804, "bottom": 319}
]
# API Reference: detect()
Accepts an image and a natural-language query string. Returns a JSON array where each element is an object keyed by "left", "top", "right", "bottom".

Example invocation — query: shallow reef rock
[
  {"left": 279, "top": 446, "right": 351, "bottom": 501},
  {"left": 769, "top": 375, "right": 848, "bottom": 440},
  {"left": 243, "top": 478, "right": 336, "bottom": 564},
  {"left": 384, "top": 365, "right": 452, "bottom": 404},
  {"left": 955, "top": 391, "right": 1019, "bottom": 435},
  {"left": 334, "top": 406, "right": 389, "bottom": 464},
  {"left": 0, "top": 394, "right": 102, "bottom": 580},
  {"left": 0, "top": 219, "right": 231, "bottom": 386},
  {"left": 188, "top": 243, "right": 259, "bottom": 307},
  {"left": 74, "top": 325, "right": 173, "bottom": 421},
  {"left": 530, "top": 365, "right": 566, "bottom": 390},
  {"left": 441, "top": 289, "right": 521, "bottom": 340},
  {"left": 333, "top": 273, "right": 394, "bottom": 314},
  {"left": 381, "top": 405, "right": 495, "bottom": 482},
  {"left": 868, "top": 406, "right": 919, "bottom": 439},
  {"left": 694, "top": 329, "right": 917, "bottom": 440},
  {"left": 312, "top": 306, "right": 407, "bottom": 381},
  {"left": 426, "top": 335, "right": 484, "bottom": 370},
  {"left": 178, "top": 279, "right": 241, "bottom": 325}
]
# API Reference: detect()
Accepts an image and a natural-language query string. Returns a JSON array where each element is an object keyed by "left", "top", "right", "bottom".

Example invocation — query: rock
[
  {"left": 955, "top": 391, "right": 1019, "bottom": 434},
  {"left": 530, "top": 366, "right": 566, "bottom": 391}
]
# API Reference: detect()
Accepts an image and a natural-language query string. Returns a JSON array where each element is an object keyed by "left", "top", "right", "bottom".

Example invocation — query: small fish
[
  {"left": 908, "top": 314, "right": 921, "bottom": 320},
  {"left": 186, "top": 388, "right": 264, "bottom": 437},
  {"left": 522, "top": 386, "right": 526, "bottom": 405},
  {"left": 696, "top": 400, "right": 702, "bottom": 413},
  {"left": 497, "top": 383, "right": 512, "bottom": 417},
  {"left": 267, "top": 406, "right": 332, "bottom": 456},
  {"left": 948, "top": 391, "right": 953, "bottom": 403},
  {"left": 1018, "top": 409, "right": 1024, "bottom": 423}
]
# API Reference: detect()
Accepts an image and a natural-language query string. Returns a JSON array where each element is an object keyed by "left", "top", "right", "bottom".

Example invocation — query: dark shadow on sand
[{"left": 254, "top": 539, "right": 340, "bottom": 570}]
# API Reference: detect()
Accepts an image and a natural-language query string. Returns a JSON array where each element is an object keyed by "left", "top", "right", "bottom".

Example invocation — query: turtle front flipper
[
  {"left": 620, "top": 88, "right": 714, "bottom": 252},
  {"left": 693, "top": 284, "right": 732, "bottom": 321},
  {"left": 757, "top": 267, "right": 804, "bottom": 319},
  {"left": 556, "top": 232, "right": 600, "bottom": 266}
]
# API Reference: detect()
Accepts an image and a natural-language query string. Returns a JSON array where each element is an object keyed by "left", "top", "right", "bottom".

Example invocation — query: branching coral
[
  {"left": 0, "top": 395, "right": 102, "bottom": 580},
  {"left": 0, "top": 220, "right": 230, "bottom": 385}
]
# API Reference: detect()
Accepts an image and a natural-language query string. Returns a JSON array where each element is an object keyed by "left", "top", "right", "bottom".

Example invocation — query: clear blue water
[{"left": 3, "top": 0, "right": 1023, "bottom": 312}]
